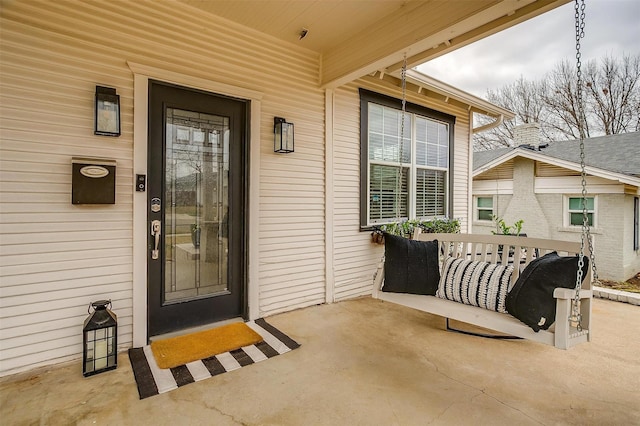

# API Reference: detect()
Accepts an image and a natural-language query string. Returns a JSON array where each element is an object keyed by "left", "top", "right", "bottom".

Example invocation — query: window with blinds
[{"left": 360, "top": 90, "right": 454, "bottom": 227}]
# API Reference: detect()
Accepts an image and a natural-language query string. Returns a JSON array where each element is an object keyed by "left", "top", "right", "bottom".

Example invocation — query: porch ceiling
[{"left": 181, "top": 0, "right": 570, "bottom": 88}]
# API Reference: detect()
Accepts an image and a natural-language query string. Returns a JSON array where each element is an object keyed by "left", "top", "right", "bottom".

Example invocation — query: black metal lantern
[
  {"left": 274, "top": 116, "right": 294, "bottom": 153},
  {"left": 94, "top": 86, "right": 121, "bottom": 136},
  {"left": 83, "top": 300, "right": 117, "bottom": 377}
]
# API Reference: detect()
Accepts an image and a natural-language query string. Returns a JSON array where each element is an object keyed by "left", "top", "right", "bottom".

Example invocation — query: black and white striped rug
[{"left": 128, "top": 318, "right": 300, "bottom": 399}]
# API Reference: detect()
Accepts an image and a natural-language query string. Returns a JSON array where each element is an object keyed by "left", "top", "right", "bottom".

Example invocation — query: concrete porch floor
[{"left": 1, "top": 297, "right": 639, "bottom": 425}]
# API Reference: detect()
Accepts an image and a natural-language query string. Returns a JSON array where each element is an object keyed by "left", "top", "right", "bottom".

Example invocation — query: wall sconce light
[
  {"left": 274, "top": 117, "right": 294, "bottom": 153},
  {"left": 83, "top": 300, "right": 117, "bottom": 377},
  {"left": 95, "top": 86, "right": 121, "bottom": 137}
]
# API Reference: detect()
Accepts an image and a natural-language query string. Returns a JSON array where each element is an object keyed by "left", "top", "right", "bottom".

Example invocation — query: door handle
[{"left": 151, "top": 220, "right": 161, "bottom": 260}]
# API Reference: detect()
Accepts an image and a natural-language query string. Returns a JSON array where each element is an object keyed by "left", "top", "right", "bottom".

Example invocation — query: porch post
[
  {"left": 325, "top": 88, "right": 335, "bottom": 304},
  {"left": 467, "top": 116, "right": 474, "bottom": 233}
]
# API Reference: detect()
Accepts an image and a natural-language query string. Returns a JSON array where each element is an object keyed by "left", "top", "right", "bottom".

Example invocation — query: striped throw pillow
[{"left": 436, "top": 257, "right": 514, "bottom": 313}]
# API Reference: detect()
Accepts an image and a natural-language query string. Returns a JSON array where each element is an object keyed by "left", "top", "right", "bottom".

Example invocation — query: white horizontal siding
[
  {"left": 0, "top": 9, "right": 135, "bottom": 374},
  {"left": 331, "top": 78, "right": 472, "bottom": 301},
  {"left": 258, "top": 79, "right": 326, "bottom": 315},
  {"left": 0, "top": 0, "right": 324, "bottom": 375},
  {"left": 331, "top": 84, "right": 375, "bottom": 301}
]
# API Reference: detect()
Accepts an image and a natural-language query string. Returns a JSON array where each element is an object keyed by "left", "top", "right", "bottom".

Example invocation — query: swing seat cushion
[
  {"left": 436, "top": 257, "right": 513, "bottom": 313},
  {"left": 506, "top": 251, "right": 589, "bottom": 332},
  {"left": 382, "top": 233, "right": 440, "bottom": 295}
]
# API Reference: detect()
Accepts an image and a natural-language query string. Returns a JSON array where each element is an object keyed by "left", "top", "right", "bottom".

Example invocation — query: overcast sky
[{"left": 416, "top": 0, "right": 640, "bottom": 98}]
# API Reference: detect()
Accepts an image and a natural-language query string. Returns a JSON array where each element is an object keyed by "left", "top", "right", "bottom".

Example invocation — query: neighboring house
[
  {"left": 1, "top": 0, "right": 567, "bottom": 376},
  {"left": 472, "top": 124, "right": 640, "bottom": 282}
]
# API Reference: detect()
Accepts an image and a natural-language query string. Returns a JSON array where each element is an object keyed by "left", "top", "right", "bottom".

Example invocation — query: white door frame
[{"left": 128, "top": 62, "right": 262, "bottom": 347}]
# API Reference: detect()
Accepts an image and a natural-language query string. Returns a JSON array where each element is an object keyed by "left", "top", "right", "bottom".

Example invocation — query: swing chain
[
  {"left": 395, "top": 54, "right": 408, "bottom": 222},
  {"left": 570, "top": 0, "right": 598, "bottom": 332}
]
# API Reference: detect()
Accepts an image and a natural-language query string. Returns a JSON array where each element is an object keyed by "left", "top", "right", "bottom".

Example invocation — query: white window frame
[
  {"left": 474, "top": 196, "right": 495, "bottom": 222},
  {"left": 565, "top": 195, "right": 597, "bottom": 228},
  {"left": 360, "top": 90, "right": 454, "bottom": 228}
]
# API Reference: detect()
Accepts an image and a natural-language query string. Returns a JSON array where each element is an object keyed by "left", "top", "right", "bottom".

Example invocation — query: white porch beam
[{"left": 320, "top": 0, "right": 569, "bottom": 88}]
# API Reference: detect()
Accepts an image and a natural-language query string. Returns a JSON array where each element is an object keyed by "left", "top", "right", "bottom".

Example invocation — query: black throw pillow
[
  {"left": 382, "top": 233, "right": 440, "bottom": 295},
  {"left": 506, "top": 251, "right": 589, "bottom": 332}
]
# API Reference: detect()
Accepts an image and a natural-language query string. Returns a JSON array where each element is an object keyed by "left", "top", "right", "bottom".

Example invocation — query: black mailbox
[{"left": 72, "top": 158, "right": 116, "bottom": 204}]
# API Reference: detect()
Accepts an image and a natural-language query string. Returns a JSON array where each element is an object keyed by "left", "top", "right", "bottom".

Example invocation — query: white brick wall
[
  {"left": 513, "top": 123, "right": 541, "bottom": 148},
  {"left": 586, "top": 194, "right": 624, "bottom": 281},
  {"left": 537, "top": 193, "right": 628, "bottom": 281},
  {"left": 500, "top": 158, "right": 550, "bottom": 238},
  {"left": 622, "top": 195, "right": 640, "bottom": 280}
]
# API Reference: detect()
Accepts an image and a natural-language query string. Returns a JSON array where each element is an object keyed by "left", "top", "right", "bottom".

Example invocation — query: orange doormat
[{"left": 150, "top": 322, "right": 263, "bottom": 369}]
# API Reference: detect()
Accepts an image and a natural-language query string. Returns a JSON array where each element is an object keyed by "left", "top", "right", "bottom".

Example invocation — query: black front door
[{"left": 147, "top": 80, "right": 247, "bottom": 337}]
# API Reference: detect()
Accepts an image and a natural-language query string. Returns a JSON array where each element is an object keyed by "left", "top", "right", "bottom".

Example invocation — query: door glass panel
[{"left": 164, "top": 108, "right": 229, "bottom": 303}]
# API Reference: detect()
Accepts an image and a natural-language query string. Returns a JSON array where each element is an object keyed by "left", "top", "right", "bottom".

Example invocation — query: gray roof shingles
[{"left": 473, "top": 132, "right": 640, "bottom": 177}]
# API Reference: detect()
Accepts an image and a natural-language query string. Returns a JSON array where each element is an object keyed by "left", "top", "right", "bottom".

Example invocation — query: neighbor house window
[
  {"left": 475, "top": 196, "right": 494, "bottom": 221},
  {"left": 567, "top": 196, "right": 595, "bottom": 226},
  {"left": 360, "top": 89, "right": 454, "bottom": 227}
]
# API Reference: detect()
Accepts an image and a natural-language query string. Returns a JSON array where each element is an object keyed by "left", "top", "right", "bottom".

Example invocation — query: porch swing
[{"left": 372, "top": 0, "right": 597, "bottom": 349}]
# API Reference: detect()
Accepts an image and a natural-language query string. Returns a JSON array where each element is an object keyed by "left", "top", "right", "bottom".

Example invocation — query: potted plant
[
  {"left": 371, "top": 228, "right": 385, "bottom": 244},
  {"left": 491, "top": 216, "right": 526, "bottom": 258},
  {"left": 491, "top": 216, "right": 524, "bottom": 236}
]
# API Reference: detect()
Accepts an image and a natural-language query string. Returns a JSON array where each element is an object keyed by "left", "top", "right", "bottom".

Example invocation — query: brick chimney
[{"left": 513, "top": 123, "right": 540, "bottom": 149}]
